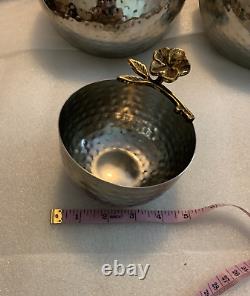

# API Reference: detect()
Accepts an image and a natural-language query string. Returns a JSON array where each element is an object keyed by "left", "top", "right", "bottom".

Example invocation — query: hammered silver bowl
[
  {"left": 199, "top": 0, "right": 250, "bottom": 69},
  {"left": 40, "top": 0, "right": 185, "bottom": 57},
  {"left": 59, "top": 80, "right": 196, "bottom": 206}
]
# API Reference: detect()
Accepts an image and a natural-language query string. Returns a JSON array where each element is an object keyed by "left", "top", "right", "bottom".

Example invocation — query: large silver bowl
[
  {"left": 59, "top": 80, "right": 196, "bottom": 206},
  {"left": 40, "top": 0, "right": 185, "bottom": 57},
  {"left": 199, "top": 0, "right": 250, "bottom": 69}
]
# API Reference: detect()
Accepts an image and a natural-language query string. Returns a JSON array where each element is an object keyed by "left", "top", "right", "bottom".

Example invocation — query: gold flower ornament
[
  {"left": 150, "top": 48, "right": 191, "bottom": 83},
  {"left": 118, "top": 47, "right": 194, "bottom": 121}
]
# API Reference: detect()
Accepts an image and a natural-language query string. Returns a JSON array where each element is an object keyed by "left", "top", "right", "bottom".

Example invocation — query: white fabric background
[{"left": 0, "top": 1, "right": 249, "bottom": 295}]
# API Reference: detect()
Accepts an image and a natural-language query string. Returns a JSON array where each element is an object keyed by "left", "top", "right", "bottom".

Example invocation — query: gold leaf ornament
[
  {"left": 128, "top": 59, "right": 149, "bottom": 79},
  {"left": 118, "top": 75, "right": 146, "bottom": 83}
]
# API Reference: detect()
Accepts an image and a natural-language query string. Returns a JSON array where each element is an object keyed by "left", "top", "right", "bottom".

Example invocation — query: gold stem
[
  {"left": 117, "top": 75, "right": 195, "bottom": 122},
  {"left": 147, "top": 79, "right": 195, "bottom": 121}
]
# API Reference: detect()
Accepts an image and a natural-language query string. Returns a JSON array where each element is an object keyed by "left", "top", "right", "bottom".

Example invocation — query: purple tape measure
[{"left": 50, "top": 203, "right": 250, "bottom": 295}]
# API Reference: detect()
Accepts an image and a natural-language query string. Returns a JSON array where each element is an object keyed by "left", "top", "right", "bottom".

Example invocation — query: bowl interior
[{"left": 59, "top": 80, "right": 196, "bottom": 187}]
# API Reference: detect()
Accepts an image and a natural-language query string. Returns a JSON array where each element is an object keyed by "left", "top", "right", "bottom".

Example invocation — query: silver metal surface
[
  {"left": 40, "top": 0, "right": 185, "bottom": 57},
  {"left": 199, "top": 0, "right": 250, "bottom": 69},
  {"left": 59, "top": 80, "right": 196, "bottom": 206}
]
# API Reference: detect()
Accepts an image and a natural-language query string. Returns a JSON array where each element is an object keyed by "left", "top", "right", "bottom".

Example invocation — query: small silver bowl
[
  {"left": 59, "top": 48, "right": 196, "bottom": 206},
  {"left": 199, "top": 0, "right": 250, "bottom": 69},
  {"left": 40, "top": 0, "right": 185, "bottom": 57}
]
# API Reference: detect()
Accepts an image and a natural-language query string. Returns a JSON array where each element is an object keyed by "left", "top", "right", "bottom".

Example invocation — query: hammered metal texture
[
  {"left": 59, "top": 80, "right": 196, "bottom": 206},
  {"left": 40, "top": 0, "right": 185, "bottom": 57},
  {"left": 200, "top": 0, "right": 250, "bottom": 69}
]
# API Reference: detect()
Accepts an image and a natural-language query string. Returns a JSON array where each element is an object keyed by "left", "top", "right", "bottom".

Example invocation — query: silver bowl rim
[{"left": 58, "top": 79, "right": 197, "bottom": 190}]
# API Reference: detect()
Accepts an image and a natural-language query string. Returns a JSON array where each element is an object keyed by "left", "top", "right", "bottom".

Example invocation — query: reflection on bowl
[
  {"left": 40, "top": 0, "right": 185, "bottom": 57},
  {"left": 199, "top": 0, "right": 250, "bottom": 69}
]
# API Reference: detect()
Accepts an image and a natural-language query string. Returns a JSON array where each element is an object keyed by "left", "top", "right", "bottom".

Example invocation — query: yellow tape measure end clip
[{"left": 50, "top": 209, "right": 63, "bottom": 224}]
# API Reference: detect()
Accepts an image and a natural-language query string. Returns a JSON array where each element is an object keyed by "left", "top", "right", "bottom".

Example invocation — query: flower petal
[
  {"left": 168, "top": 48, "right": 186, "bottom": 66},
  {"left": 162, "top": 68, "right": 179, "bottom": 83},
  {"left": 174, "top": 59, "right": 191, "bottom": 76},
  {"left": 150, "top": 60, "right": 166, "bottom": 75},
  {"left": 153, "top": 47, "right": 170, "bottom": 65}
]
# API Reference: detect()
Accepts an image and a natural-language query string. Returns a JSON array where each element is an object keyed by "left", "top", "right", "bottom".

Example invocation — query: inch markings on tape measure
[
  {"left": 50, "top": 203, "right": 249, "bottom": 225},
  {"left": 50, "top": 203, "right": 250, "bottom": 295}
]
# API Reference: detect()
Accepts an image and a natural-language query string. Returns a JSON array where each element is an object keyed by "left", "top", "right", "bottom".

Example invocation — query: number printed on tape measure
[
  {"left": 198, "top": 260, "right": 250, "bottom": 296},
  {"left": 50, "top": 203, "right": 249, "bottom": 225},
  {"left": 50, "top": 203, "right": 250, "bottom": 295}
]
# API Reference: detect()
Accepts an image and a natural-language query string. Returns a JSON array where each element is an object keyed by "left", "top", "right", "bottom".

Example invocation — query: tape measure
[{"left": 50, "top": 203, "right": 250, "bottom": 295}]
